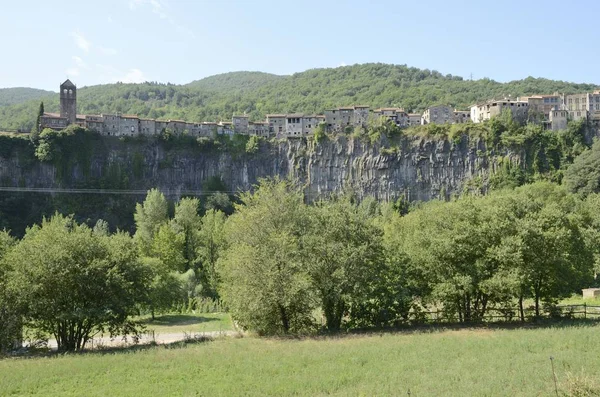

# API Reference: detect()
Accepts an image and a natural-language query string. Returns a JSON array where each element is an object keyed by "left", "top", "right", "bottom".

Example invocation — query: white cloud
[
  {"left": 107, "top": 16, "right": 114, "bottom": 24},
  {"left": 130, "top": 0, "right": 166, "bottom": 17},
  {"left": 72, "top": 56, "right": 86, "bottom": 68},
  {"left": 338, "top": 62, "right": 347, "bottom": 67},
  {"left": 129, "top": 0, "right": 194, "bottom": 38},
  {"left": 118, "top": 68, "right": 146, "bottom": 83},
  {"left": 71, "top": 31, "right": 91, "bottom": 53}
]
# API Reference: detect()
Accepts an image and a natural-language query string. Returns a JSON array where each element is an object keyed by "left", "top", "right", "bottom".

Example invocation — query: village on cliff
[{"left": 41, "top": 79, "right": 600, "bottom": 139}]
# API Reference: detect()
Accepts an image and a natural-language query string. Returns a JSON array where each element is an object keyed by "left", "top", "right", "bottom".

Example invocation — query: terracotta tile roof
[{"left": 375, "top": 108, "right": 404, "bottom": 112}]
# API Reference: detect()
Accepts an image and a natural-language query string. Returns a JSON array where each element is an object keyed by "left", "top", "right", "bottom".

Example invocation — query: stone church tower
[{"left": 60, "top": 79, "right": 77, "bottom": 125}]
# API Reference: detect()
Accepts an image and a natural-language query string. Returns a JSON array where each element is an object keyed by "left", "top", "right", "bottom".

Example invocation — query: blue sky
[{"left": 2, "top": 0, "right": 599, "bottom": 91}]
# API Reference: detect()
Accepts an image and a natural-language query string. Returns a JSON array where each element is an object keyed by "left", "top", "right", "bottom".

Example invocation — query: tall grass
[{"left": 2, "top": 323, "right": 600, "bottom": 396}]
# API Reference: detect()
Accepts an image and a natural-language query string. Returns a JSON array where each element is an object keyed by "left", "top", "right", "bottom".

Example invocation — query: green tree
[
  {"left": 6, "top": 214, "right": 150, "bottom": 351},
  {"left": 31, "top": 101, "right": 44, "bottom": 139},
  {"left": 134, "top": 189, "right": 169, "bottom": 255},
  {"left": 150, "top": 223, "right": 186, "bottom": 271},
  {"left": 304, "top": 198, "right": 385, "bottom": 331},
  {"left": 197, "top": 209, "right": 226, "bottom": 298},
  {"left": 564, "top": 140, "right": 600, "bottom": 196},
  {"left": 506, "top": 184, "right": 593, "bottom": 317},
  {"left": 218, "top": 179, "right": 316, "bottom": 335},
  {"left": 171, "top": 197, "right": 201, "bottom": 270},
  {"left": 143, "top": 257, "right": 184, "bottom": 319},
  {"left": 0, "top": 230, "right": 18, "bottom": 353}
]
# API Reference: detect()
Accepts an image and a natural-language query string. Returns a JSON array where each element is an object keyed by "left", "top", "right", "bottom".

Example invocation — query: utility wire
[{"left": 0, "top": 187, "right": 239, "bottom": 196}]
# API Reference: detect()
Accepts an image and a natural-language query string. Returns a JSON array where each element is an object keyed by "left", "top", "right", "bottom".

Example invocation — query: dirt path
[{"left": 45, "top": 330, "right": 239, "bottom": 350}]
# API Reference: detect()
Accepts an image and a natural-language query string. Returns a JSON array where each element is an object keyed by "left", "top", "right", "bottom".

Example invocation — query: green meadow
[
  {"left": 2, "top": 322, "right": 600, "bottom": 396},
  {"left": 138, "top": 312, "right": 233, "bottom": 334}
]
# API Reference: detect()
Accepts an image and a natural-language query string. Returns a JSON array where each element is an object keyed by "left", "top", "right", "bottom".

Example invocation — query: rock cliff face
[{"left": 0, "top": 135, "right": 512, "bottom": 203}]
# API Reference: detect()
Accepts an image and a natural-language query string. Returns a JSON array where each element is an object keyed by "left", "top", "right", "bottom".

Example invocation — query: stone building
[
  {"left": 40, "top": 112, "right": 68, "bottom": 130},
  {"left": 166, "top": 120, "right": 187, "bottom": 134},
  {"left": 155, "top": 120, "right": 168, "bottom": 134},
  {"left": 59, "top": 79, "right": 77, "bottom": 125},
  {"left": 523, "top": 94, "right": 562, "bottom": 120},
  {"left": 372, "top": 108, "right": 408, "bottom": 127},
  {"left": 564, "top": 91, "right": 600, "bottom": 122},
  {"left": 285, "top": 114, "right": 304, "bottom": 136},
  {"left": 353, "top": 106, "right": 370, "bottom": 125},
  {"left": 324, "top": 106, "right": 370, "bottom": 131},
  {"left": 200, "top": 122, "right": 218, "bottom": 137},
  {"left": 232, "top": 115, "right": 249, "bottom": 134},
  {"left": 249, "top": 122, "right": 270, "bottom": 137},
  {"left": 548, "top": 109, "right": 568, "bottom": 131},
  {"left": 84, "top": 115, "right": 104, "bottom": 132},
  {"left": 102, "top": 114, "right": 120, "bottom": 136},
  {"left": 453, "top": 110, "right": 470, "bottom": 124},
  {"left": 140, "top": 118, "right": 157, "bottom": 135},
  {"left": 407, "top": 113, "right": 421, "bottom": 127},
  {"left": 421, "top": 105, "right": 453, "bottom": 124},
  {"left": 217, "top": 122, "right": 234, "bottom": 136},
  {"left": 565, "top": 93, "right": 591, "bottom": 112},
  {"left": 267, "top": 114, "right": 286, "bottom": 137},
  {"left": 120, "top": 115, "right": 140, "bottom": 136},
  {"left": 470, "top": 99, "right": 529, "bottom": 123},
  {"left": 40, "top": 79, "right": 78, "bottom": 130},
  {"left": 302, "top": 115, "right": 324, "bottom": 135}
]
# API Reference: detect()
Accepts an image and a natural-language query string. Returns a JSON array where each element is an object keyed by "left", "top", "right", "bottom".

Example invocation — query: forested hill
[
  {"left": 0, "top": 87, "right": 54, "bottom": 107},
  {"left": 1, "top": 63, "right": 599, "bottom": 130}
]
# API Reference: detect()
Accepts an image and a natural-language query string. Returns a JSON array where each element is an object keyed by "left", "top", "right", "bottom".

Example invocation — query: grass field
[
  {"left": 138, "top": 312, "right": 233, "bottom": 334},
  {"left": 2, "top": 321, "right": 600, "bottom": 396}
]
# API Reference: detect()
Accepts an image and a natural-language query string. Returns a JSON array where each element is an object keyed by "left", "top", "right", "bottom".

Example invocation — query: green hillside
[
  {"left": 1, "top": 63, "right": 598, "bottom": 131},
  {"left": 186, "top": 71, "right": 284, "bottom": 92},
  {"left": 0, "top": 87, "right": 54, "bottom": 107}
]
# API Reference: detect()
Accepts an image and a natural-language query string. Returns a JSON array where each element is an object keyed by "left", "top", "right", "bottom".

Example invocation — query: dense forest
[
  {"left": 0, "top": 87, "right": 53, "bottom": 108},
  {"left": 1, "top": 63, "right": 598, "bottom": 131}
]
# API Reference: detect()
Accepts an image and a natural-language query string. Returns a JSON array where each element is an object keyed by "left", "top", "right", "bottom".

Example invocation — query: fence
[
  {"left": 0, "top": 128, "right": 28, "bottom": 133},
  {"left": 394, "top": 304, "right": 600, "bottom": 325}
]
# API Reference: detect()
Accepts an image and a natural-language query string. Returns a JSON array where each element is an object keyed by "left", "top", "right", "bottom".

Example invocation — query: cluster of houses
[{"left": 40, "top": 80, "right": 600, "bottom": 138}]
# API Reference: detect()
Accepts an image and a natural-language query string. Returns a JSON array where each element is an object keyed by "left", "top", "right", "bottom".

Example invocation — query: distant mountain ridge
[
  {"left": 0, "top": 87, "right": 54, "bottom": 107},
  {"left": 1, "top": 63, "right": 598, "bottom": 131}
]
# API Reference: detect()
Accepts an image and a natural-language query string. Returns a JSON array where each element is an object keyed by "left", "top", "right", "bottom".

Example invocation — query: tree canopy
[{"left": 5, "top": 214, "right": 151, "bottom": 351}]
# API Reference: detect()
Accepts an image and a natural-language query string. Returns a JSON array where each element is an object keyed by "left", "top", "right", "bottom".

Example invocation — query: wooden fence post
[{"left": 584, "top": 303, "right": 587, "bottom": 319}]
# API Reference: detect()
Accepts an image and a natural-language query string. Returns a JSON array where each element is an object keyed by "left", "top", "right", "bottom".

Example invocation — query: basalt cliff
[{"left": 0, "top": 135, "right": 507, "bottom": 203}]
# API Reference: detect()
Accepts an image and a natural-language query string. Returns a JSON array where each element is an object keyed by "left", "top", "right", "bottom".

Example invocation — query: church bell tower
[{"left": 60, "top": 79, "right": 77, "bottom": 125}]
